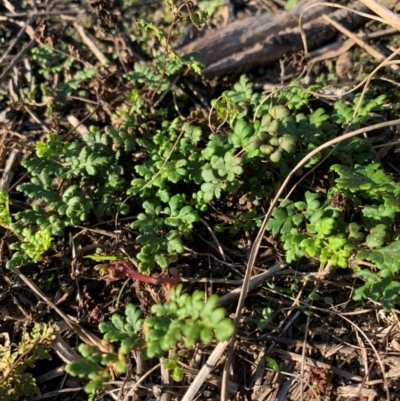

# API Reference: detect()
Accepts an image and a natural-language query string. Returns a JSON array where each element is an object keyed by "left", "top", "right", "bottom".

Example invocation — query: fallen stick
[
  {"left": 179, "top": 0, "right": 329, "bottom": 67},
  {"left": 180, "top": 1, "right": 370, "bottom": 77},
  {"left": 180, "top": 262, "right": 286, "bottom": 401}
]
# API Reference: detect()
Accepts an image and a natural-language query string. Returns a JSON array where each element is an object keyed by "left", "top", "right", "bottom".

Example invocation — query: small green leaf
[
  {"left": 328, "top": 236, "right": 347, "bottom": 251},
  {"left": 171, "top": 367, "right": 184, "bottom": 382},
  {"left": 155, "top": 253, "right": 169, "bottom": 268},
  {"left": 200, "top": 326, "right": 213, "bottom": 344},
  {"left": 366, "top": 224, "right": 387, "bottom": 249},
  {"left": 278, "top": 134, "right": 297, "bottom": 153},
  {"left": 167, "top": 237, "right": 184, "bottom": 254},
  {"left": 209, "top": 308, "right": 226, "bottom": 324},
  {"left": 214, "top": 319, "right": 234, "bottom": 341},
  {"left": 309, "top": 292, "right": 320, "bottom": 301},
  {"left": 265, "top": 356, "right": 280, "bottom": 371},
  {"left": 313, "top": 217, "right": 336, "bottom": 236}
]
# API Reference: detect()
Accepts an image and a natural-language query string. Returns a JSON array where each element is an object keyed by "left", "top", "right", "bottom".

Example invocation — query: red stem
[{"left": 109, "top": 261, "right": 179, "bottom": 288}]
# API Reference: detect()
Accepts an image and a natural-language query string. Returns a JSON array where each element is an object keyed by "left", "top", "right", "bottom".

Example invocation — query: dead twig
[{"left": 73, "top": 22, "right": 109, "bottom": 65}]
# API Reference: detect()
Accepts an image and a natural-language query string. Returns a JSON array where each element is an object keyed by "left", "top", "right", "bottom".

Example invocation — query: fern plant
[
  {"left": 268, "top": 163, "right": 400, "bottom": 310},
  {"left": 0, "top": 323, "right": 55, "bottom": 401},
  {"left": 65, "top": 284, "right": 234, "bottom": 400},
  {"left": 7, "top": 75, "right": 388, "bottom": 273},
  {"left": 5, "top": 129, "right": 134, "bottom": 269}
]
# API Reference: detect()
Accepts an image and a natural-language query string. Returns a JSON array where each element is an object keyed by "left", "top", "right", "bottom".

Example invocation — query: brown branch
[{"left": 179, "top": 0, "right": 369, "bottom": 77}]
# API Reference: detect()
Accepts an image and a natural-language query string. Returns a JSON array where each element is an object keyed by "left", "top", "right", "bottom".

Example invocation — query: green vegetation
[
  {"left": 2, "top": 0, "right": 400, "bottom": 399},
  {"left": 0, "top": 324, "right": 55, "bottom": 401},
  {"left": 5, "top": 78, "right": 387, "bottom": 274},
  {"left": 65, "top": 284, "right": 233, "bottom": 399},
  {"left": 268, "top": 163, "right": 400, "bottom": 310}
]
